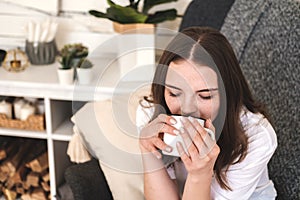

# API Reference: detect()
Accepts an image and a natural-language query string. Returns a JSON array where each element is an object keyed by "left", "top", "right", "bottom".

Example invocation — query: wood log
[
  {"left": 15, "top": 183, "right": 25, "bottom": 195},
  {"left": 0, "top": 149, "right": 6, "bottom": 161},
  {"left": 26, "top": 152, "right": 48, "bottom": 173},
  {"left": 0, "top": 138, "right": 21, "bottom": 175},
  {"left": 3, "top": 188, "right": 17, "bottom": 200},
  {"left": 22, "top": 140, "right": 47, "bottom": 164},
  {"left": 0, "top": 164, "right": 11, "bottom": 175},
  {"left": 41, "top": 171, "right": 50, "bottom": 182},
  {"left": 0, "top": 170, "right": 8, "bottom": 182},
  {"left": 0, "top": 138, "right": 50, "bottom": 199},
  {"left": 1, "top": 140, "right": 32, "bottom": 176},
  {"left": 8, "top": 164, "right": 30, "bottom": 186},
  {"left": 0, "top": 182, "right": 3, "bottom": 195},
  {"left": 5, "top": 175, "right": 18, "bottom": 189},
  {"left": 0, "top": 139, "right": 10, "bottom": 160},
  {"left": 31, "top": 188, "right": 47, "bottom": 200},
  {"left": 22, "top": 181, "right": 30, "bottom": 191},
  {"left": 0, "top": 138, "right": 21, "bottom": 162},
  {"left": 26, "top": 171, "right": 39, "bottom": 187},
  {"left": 41, "top": 181, "right": 50, "bottom": 192},
  {"left": 21, "top": 193, "right": 31, "bottom": 200}
]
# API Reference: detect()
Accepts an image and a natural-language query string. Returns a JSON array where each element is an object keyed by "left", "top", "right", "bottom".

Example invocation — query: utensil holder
[{"left": 25, "top": 40, "right": 58, "bottom": 65}]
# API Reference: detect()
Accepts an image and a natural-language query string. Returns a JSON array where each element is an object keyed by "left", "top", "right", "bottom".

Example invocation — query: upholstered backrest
[
  {"left": 221, "top": 1, "right": 300, "bottom": 199},
  {"left": 181, "top": 0, "right": 300, "bottom": 199}
]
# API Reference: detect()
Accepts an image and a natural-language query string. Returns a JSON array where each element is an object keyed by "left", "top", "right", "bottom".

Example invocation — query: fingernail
[
  {"left": 179, "top": 127, "right": 185, "bottom": 133},
  {"left": 181, "top": 117, "right": 187, "bottom": 123},
  {"left": 165, "top": 146, "right": 172, "bottom": 153},
  {"left": 188, "top": 116, "right": 194, "bottom": 121},
  {"left": 207, "top": 119, "right": 212, "bottom": 127},
  {"left": 170, "top": 118, "right": 176, "bottom": 125},
  {"left": 154, "top": 152, "right": 162, "bottom": 159},
  {"left": 173, "top": 129, "right": 180, "bottom": 135}
]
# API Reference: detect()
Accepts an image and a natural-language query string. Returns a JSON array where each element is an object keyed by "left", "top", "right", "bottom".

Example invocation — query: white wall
[{"left": 0, "top": 0, "right": 191, "bottom": 52}]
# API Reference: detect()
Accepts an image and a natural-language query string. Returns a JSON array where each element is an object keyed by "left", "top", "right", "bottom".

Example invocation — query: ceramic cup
[{"left": 162, "top": 115, "right": 215, "bottom": 157}]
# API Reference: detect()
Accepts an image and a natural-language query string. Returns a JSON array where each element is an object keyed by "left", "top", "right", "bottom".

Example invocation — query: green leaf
[
  {"left": 107, "top": 0, "right": 116, "bottom": 7},
  {"left": 89, "top": 10, "right": 108, "bottom": 18},
  {"left": 106, "top": 5, "right": 147, "bottom": 24},
  {"left": 143, "top": 0, "right": 178, "bottom": 14},
  {"left": 89, "top": 0, "right": 177, "bottom": 24},
  {"left": 146, "top": 9, "right": 177, "bottom": 24}
]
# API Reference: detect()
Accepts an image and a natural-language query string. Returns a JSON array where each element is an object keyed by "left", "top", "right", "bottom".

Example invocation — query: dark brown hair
[{"left": 145, "top": 27, "right": 270, "bottom": 190}]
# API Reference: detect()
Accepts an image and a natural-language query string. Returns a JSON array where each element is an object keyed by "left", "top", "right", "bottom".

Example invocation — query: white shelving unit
[{"left": 0, "top": 57, "right": 154, "bottom": 199}]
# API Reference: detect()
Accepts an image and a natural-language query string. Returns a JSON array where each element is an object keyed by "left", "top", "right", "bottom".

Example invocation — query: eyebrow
[{"left": 165, "top": 84, "right": 218, "bottom": 92}]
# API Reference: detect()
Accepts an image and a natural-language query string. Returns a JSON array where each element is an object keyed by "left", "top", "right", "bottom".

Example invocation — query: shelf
[
  {"left": 52, "top": 119, "right": 73, "bottom": 141},
  {"left": 0, "top": 127, "right": 47, "bottom": 139},
  {"left": 0, "top": 48, "right": 155, "bottom": 200}
]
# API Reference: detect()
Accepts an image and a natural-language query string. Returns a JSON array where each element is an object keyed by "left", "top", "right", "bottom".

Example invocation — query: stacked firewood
[{"left": 0, "top": 137, "right": 50, "bottom": 200}]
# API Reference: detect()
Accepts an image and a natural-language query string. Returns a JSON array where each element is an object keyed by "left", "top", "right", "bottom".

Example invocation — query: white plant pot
[
  {"left": 76, "top": 68, "right": 93, "bottom": 84},
  {"left": 57, "top": 68, "right": 74, "bottom": 85}
]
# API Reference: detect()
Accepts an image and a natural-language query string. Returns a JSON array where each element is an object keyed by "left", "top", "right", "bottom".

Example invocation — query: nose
[{"left": 180, "top": 94, "right": 199, "bottom": 117}]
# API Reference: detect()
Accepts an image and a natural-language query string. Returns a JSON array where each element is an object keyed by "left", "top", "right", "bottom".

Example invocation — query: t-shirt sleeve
[
  {"left": 135, "top": 103, "right": 154, "bottom": 134},
  {"left": 211, "top": 116, "right": 277, "bottom": 199}
]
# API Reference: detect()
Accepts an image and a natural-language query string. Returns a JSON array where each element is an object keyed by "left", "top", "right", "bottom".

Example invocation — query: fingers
[
  {"left": 140, "top": 114, "right": 179, "bottom": 138},
  {"left": 155, "top": 114, "right": 180, "bottom": 136},
  {"left": 139, "top": 114, "right": 179, "bottom": 158},
  {"left": 176, "top": 142, "right": 192, "bottom": 165},
  {"left": 140, "top": 137, "right": 172, "bottom": 159},
  {"left": 178, "top": 117, "right": 216, "bottom": 159},
  {"left": 205, "top": 118, "right": 215, "bottom": 133}
]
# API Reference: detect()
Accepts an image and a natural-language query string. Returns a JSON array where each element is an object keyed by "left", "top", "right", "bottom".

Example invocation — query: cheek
[
  {"left": 164, "top": 95, "right": 181, "bottom": 114},
  {"left": 198, "top": 96, "right": 220, "bottom": 120}
]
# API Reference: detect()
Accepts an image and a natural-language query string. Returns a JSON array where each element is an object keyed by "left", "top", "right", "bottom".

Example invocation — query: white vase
[
  {"left": 57, "top": 68, "right": 74, "bottom": 85},
  {"left": 76, "top": 68, "right": 93, "bottom": 84}
]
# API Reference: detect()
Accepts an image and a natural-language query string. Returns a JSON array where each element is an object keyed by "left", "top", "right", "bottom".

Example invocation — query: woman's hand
[
  {"left": 177, "top": 118, "right": 220, "bottom": 180},
  {"left": 139, "top": 114, "right": 179, "bottom": 159}
]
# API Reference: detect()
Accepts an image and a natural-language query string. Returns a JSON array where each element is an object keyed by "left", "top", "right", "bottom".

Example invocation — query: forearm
[
  {"left": 144, "top": 168, "right": 179, "bottom": 200},
  {"left": 141, "top": 152, "right": 179, "bottom": 200},
  {"left": 182, "top": 174, "right": 212, "bottom": 200}
]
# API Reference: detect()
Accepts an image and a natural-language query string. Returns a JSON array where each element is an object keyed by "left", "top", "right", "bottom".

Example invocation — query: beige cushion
[{"left": 70, "top": 85, "right": 150, "bottom": 200}]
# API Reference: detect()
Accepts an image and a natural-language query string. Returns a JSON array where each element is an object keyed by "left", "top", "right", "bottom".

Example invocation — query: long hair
[{"left": 145, "top": 27, "right": 270, "bottom": 189}]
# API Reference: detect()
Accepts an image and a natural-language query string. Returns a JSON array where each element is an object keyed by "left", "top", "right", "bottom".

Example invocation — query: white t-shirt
[{"left": 136, "top": 105, "right": 278, "bottom": 200}]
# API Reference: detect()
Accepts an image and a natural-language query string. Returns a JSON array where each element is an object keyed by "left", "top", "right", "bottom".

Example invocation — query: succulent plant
[
  {"left": 77, "top": 58, "right": 93, "bottom": 69},
  {"left": 58, "top": 43, "right": 88, "bottom": 69},
  {"left": 89, "top": 0, "right": 178, "bottom": 24}
]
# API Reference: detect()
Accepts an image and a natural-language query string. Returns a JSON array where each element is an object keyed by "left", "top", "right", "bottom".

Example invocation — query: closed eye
[
  {"left": 199, "top": 94, "right": 212, "bottom": 100},
  {"left": 197, "top": 88, "right": 218, "bottom": 100},
  {"left": 169, "top": 91, "right": 181, "bottom": 97}
]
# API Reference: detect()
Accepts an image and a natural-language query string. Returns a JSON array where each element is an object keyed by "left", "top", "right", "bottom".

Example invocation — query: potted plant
[
  {"left": 57, "top": 43, "right": 88, "bottom": 85},
  {"left": 76, "top": 58, "right": 94, "bottom": 85},
  {"left": 89, "top": 0, "right": 178, "bottom": 33}
]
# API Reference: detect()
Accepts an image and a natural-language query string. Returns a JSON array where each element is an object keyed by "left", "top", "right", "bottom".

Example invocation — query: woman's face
[{"left": 164, "top": 59, "right": 220, "bottom": 120}]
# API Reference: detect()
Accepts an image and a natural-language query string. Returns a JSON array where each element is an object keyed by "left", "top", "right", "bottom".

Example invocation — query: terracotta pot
[{"left": 113, "top": 22, "right": 155, "bottom": 34}]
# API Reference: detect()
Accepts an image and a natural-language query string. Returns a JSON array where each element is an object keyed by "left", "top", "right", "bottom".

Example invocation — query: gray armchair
[
  {"left": 64, "top": 158, "right": 113, "bottom": 200},
  {"left": 65, "top": 0, "right": 300, "bottom": 199}
]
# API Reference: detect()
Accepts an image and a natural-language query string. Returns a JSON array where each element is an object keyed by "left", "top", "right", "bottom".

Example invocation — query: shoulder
[{"left": 240, "top": 109, "right": 278, "bottom": 157}]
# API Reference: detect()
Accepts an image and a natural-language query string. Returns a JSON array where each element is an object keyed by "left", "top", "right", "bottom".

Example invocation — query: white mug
[{"left": 162, "top": 115, "right": 215, "bottom": 157}]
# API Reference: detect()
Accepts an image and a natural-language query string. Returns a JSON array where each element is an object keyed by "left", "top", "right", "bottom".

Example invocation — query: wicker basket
[{"left": 0, "top": 113, "right": 45, "bottom": 131}]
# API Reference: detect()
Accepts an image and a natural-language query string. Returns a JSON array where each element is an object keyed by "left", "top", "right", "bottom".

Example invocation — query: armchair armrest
[{"left": 64, "top": 158, "right": 113, "bottom": 200}]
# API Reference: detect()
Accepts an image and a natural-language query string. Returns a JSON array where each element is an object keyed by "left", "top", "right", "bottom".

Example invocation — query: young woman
[{"left": 137, "top": 27, "right": 277, "bottom": 199}]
